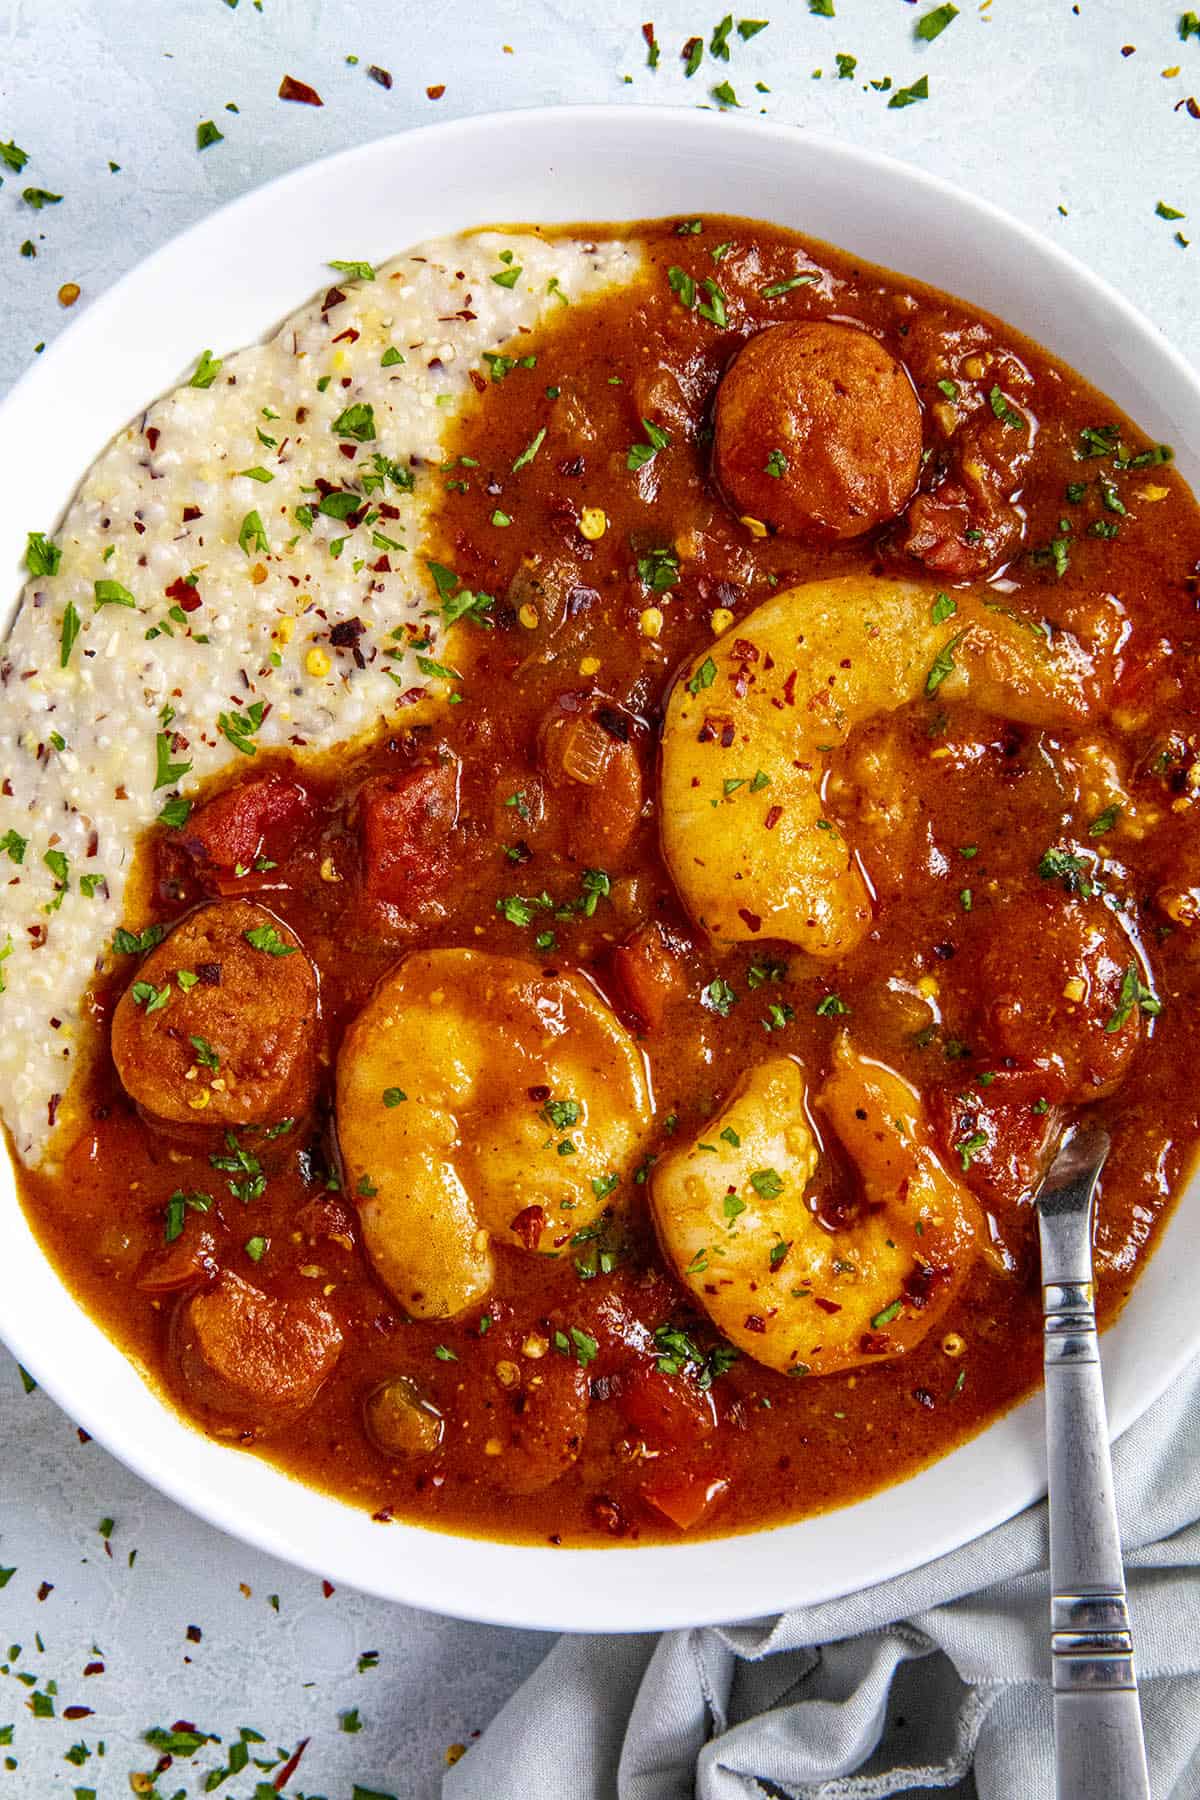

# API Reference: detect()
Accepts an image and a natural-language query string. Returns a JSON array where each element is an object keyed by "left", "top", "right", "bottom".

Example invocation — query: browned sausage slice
[
  {"left": 713, "top": 321, "right": 923, "bottom": 541},
  {"left": 174, "top": 1270, "right": 342, "bottom": 1430},
  {"left": 111, "top": 899, "right": 320, "bottom": 1132}
]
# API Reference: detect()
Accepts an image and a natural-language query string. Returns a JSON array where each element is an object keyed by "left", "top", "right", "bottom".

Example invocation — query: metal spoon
[{"left": 1037, "top": 1121, "right": 1151, "bottom": 1800}]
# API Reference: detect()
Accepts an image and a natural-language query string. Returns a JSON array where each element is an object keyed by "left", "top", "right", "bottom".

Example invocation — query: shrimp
[
  {"left": 660, "top": 575, "right": 1124, "bottom": 956},
  {"left": 649, "top": 1038, "right": 983, "bottom": 1377},
  {"left": 335, "top": 949, "right": 652, "bottom": 1319}
]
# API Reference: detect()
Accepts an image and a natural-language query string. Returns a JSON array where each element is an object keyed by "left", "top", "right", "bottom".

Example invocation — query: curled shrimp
[
  {"left": 649, "top": 1038, "right": 983, "bottom": 1377},
  {"left": 660, "top": 575, "right": 1123, "bottom": 956},
  {"left": 335, "top": 949, "right": 652, "bottom": 1319}
]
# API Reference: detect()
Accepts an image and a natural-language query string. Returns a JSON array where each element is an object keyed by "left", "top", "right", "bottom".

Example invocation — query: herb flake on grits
[{"left": 0, "top": 232, "right": 641, "bottom": 1166}]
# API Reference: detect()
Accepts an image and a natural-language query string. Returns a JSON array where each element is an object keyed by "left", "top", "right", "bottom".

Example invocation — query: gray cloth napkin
[{"left": 446, "top": 1355, "right": 1200, "bottom": 1799}]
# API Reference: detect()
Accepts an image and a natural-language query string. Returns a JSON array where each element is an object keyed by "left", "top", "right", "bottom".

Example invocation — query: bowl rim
[{"left": 2, "top": 101, "right": 1199, "bottom": 1633}]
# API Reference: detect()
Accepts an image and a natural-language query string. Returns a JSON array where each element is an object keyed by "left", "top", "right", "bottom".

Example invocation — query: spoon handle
[{"left": 1038, "top": 1124, "right": 1150, "bottom": 1800}]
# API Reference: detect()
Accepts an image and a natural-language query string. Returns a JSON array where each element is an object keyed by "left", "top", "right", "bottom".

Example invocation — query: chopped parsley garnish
[
  {"left": 653, "top": 1322, "right": 739, "bottom": 1389},
  {"left": 1089, "top": 804, "right": 1121, "bottom": 837},
  {"left": 434, "top": 1343, "right": 457, "bottom": 1361},
  {"left": 243, "top": 923, "right": 295, "bottom": 957},
  {"left": 764, "top": 448, "right": 788, "bottom": 478},
  {"left": 130, "top": 980, "right": 170, "bottom": 1014},
  {"left": 761, "top": 1001, "right": 794, "bottom": 1032},
  {"left": 1, "top": 830, "right": 27, "bottom": 866},
  {"left": 687, "top": 655, "right": 717, "bottom": 695},
  {"left": 511, "top": 427, "right": 546, "bottom": 471},
  {"left": 491, "top": 262, "right": 523, "bottom": 289},
  {"left": 916, "top": 3, "right": 958, "bottom": 40},
  {"left": 638, "top": 546, "right": 680, "bottom": 591},
  {"left": 931, "top": 591, "right": 956, "bottom": 624},
  {"left": 237, "top": 465, "right": 274, "bottom": 483},
  {"left": 924, "top": 629, "right": 967, "bottom": 696},
  {"left": 189, "top": 348, "right": 222, "bottom": 388},
  {"left": 244, "top": 1235, "right": 267, "bottom": 1262},
  {"left": 238, "top": 510, "right": 268, "bottom": 556},
  {"left": 25, "top": 531, "right": 62, "bottom": 577},
  {"left": 113, "top": 923, "right": 165, "bottom": 956},
  {"left": 196, "top": 119, "right": 224, "bottom": 150},
  {"left": 210, "top": 1132, "right": 265, "bottom": 1204},
  {"left": 701, "top": 976, "right": 738, "bottom": 1017},
  {"left": 836, "top": 51, "right": 857, "bottom": 77},
  {"left": 749, "top": 1167, "right": 783, "bottom": 1198},
  {"left": 93, "top": 578, "right": 135, "bottom": 609},
  {"left": 554, "top": 1325, "right": 599, "bottom": 1368},
  {"left": 189, "top": 1035, "right": 220, "bottom": 1071},
  {"left": 627, "top": 418, "right": 671, "bottom": 472},
  {"left": 957, "top": 1130, "right": 988, "bottom": 1171},
  {"left": 988, "top": 385, "right": 1025, "bottom": 430},
  {"left": 217, "top": 699, "right": 266, "bottom": 756},
  {"left": 815, "top": 993, "right": 850, "bottom": 1016},
  {"left": 158, "top": 795, "right": 192, "bottom": 829},
  {"left": 153, "top": 731, "right": 191, "bottom": 789},
  {"left": 888, "top": 74, "right": 930, "bottom": 107},
  {"left": 331, "top": 402, "right": 377, "bottom": 442},
  {"left": 382, "top": 1087, "right": 407, "bottom": 1107},
  {"left": 760, "top": 271, "right": 820, "bottom": 304},
  {"left": 1037, "top": 844, "right": 1094, "bottom": 898},
  {"left": 871, "top": 1298, "right": 903, "bottom": 1328},
  {"left": 22, "top": 187, "right": 62, "bottom": 209},
  {"left": 1105, "top": 964, "right": 1161, "bottom": 1034},
  {"left": 712, "top": 80, "right": 740, "bottom": 107},
  {"left": 59, "top": 601, "right": 80, "bottom": 668},
  {"left": 0, "top": 140, "right": 29, "bottom": 174},
  {"left": 381, "top": 346, "right": 405, "bottom": 367},
  {"left": 164, "top": 1189, "right": 212, "bottom": 1243},
  {"left": 328, "top": 259, "right": 376, "bottom": 280}
]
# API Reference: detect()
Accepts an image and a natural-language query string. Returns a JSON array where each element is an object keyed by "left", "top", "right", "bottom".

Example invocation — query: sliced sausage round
[
  {"left": 713, "top": 321, "right": 923, "bottom": 541},
  {"left": 111, "top": 899, "right": 320, "bottom": 1132},
  {"left": 174, "top": 1270, "right": 342, "bottom": 1431}
]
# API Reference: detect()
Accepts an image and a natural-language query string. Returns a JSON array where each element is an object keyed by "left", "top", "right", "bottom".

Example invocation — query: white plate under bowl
[{"left": 1, "top": 106, "right": 1197, "bottom": 1634}]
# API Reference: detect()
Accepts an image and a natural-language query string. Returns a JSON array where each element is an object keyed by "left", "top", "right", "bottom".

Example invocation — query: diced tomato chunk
[
  {"left": 357, "top": 757, "right": 460, "bottom": 912},
  {"left": 640, "top": 1472, "right": 729, "bottom": 1532},
  {"left": 618, "top": 1365, "right": 716, "bottom": 1450},
  {"left": 179, "top": 769, "right": 308, "bottom": 873},
  {"left": 609, "top": 922, "right": 684, "bottom": 1033}
]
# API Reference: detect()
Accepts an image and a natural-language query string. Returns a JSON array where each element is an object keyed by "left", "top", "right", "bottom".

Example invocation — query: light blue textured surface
[{"left": 0, "top": 0, "right": 1197, "bottom": 1794}]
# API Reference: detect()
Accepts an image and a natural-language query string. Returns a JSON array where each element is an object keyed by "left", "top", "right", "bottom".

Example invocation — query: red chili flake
[
  {"left": 782, "top": 670, "right": 798, "bottom": 706},
  {"left": 165, "top": 577, "right": 202, "bottom": 612},
  {"left": 426, "top": 84, "right": 446, "bottom": 99},
  {"left": 332, "top": 327, "right": 360, "bottom": 344},
  {"left": 368, "top": 64, "right": 393, "bottom": 88},
  {"left": 63, "top": 1705, "right": 93, "bottom": 1720},
  {"left": 322, "top": 288, "right": 346, "bottom": 313},
  {"left": 1120, "top": 43, "right": 1135, "bottom": 56},
  {"left": 274, "top": 1738, "right": 310, "bottom": 1790},
  {"left": 737, "top": 907, "right": 762, "bottom": 933},
  {"left": 278, "top": 74, "right": 323, "bottom": 105},
  {"left": 146, "top": 426, "right": 161, "bottom": 451},
  {"left": 743, "top": 1313, "right": 767, "bottom": 1334},
  {"left": 338, "top": 442, "right": 358, "bottom": 460},
  {"left": 682, "top": 34, "right": 702, "bottom": 66},
  {"left": 185, "top": 1625, "right": 201, "bottom": 1643},
  {"left": 82, "top": 1661, "right": 105, "bottom": 1677},
  {"left": 860, "top": 1331, "right": 892, "bottom": 1355},
  {"left": 764, "top": 805, "right": 783, "bottom": 831},
  {"left": 77, "top": 1427, "right": 91, "bottom": 1444},
  {"left": 913, "top": 1386, "right": 936, "bottom": 1409},
  {"left": 528, "top": 1084, "right": 551, "bottom": 1102},
  {"left": 372, "top": 1505, "right": 395, "bottom": 1522},
  {"left": 36, "top": 1580, "right": 54, "bottom": 1601},
  {"left": 47, "top": 1093, "right": 60, "bottom": 1128},
  {"left": 321, "top": 1579, "right": 335, "bottom": 1597},
  {"left": 813, "top": 1296, "right": 842, "bottom": 1315},
  {"left": 182, "top": 504, "right": 202, "bottom": 522},
  {"left": 732, "top": 638, "right": 759, "bottom": 662},
  {"left": 509, "top": 1205, "right": 547, "bottom": 1250},
  {"left": 469, "top": 369, "right": 488, "bottom": 394}
]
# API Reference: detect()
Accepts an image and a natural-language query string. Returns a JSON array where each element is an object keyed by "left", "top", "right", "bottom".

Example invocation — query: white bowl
[{"left": 2, "top": 106, "right": 1198, "bottom": 1633}]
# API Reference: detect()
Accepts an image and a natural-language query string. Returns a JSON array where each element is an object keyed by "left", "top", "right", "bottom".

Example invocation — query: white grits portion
[{"left": 0, "top": 230, "right": 641, "bottom": 1168}]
